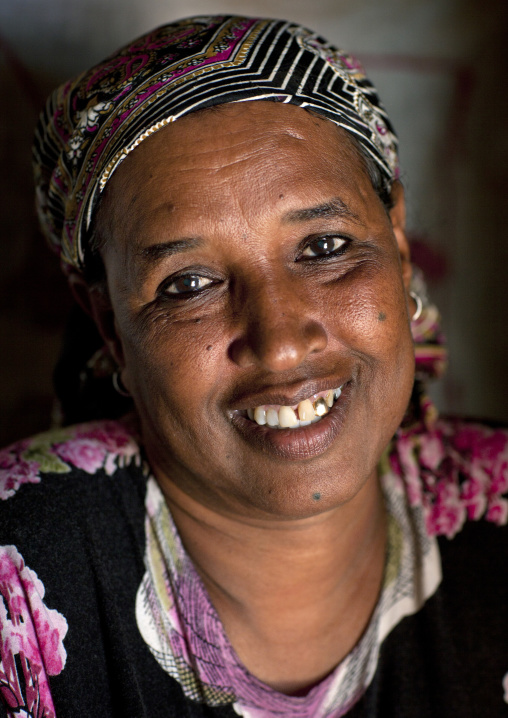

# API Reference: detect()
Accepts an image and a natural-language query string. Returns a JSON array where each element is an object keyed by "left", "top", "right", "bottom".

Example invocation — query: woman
[{"left": 1, "top": 15, "right": 507, "bottom": 718}]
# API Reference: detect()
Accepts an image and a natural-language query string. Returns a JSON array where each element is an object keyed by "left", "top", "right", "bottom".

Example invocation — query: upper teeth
[{"left": 246, "top": 386, "right": 342, "bottom": 429}]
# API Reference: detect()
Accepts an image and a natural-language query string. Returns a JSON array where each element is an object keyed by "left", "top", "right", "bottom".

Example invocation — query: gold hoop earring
[
  {"left": 112, "top": 371, "right": 130, "bottom": 397},
  {"left": 409, "top": 291, "right": 423, "bottom": 321}
]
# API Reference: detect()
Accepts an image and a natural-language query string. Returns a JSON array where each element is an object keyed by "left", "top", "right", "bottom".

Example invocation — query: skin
[{"left": 76, "top": 102, "right": 415, "bottom": 692}]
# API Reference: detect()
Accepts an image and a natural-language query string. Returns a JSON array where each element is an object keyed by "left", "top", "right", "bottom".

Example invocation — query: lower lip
[{"left": 230, "top": 383, "right": 352, "bottom": 461}]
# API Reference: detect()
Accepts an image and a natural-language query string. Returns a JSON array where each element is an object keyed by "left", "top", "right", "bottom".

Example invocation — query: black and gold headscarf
[{"left": 33, "top": 15, "right": 399, "bottom": 275}]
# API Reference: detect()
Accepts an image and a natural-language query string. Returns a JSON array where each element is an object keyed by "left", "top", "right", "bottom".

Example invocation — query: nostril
[
  {"left": 229, "top": 339, "right": 257, "bottom": 368},
  {"left": 305, "top": 320, "right": 328, "bottom": 353}
]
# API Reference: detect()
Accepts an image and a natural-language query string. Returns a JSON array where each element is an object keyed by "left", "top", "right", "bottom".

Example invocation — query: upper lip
[{"left": 228, "top": 376, "right": 350, "bottom": 411}]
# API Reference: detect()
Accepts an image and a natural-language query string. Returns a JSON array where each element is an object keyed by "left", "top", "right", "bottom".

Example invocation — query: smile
[
  {"left": 245, "top": 386, "right": 343, "bottom": 429},
  {"left": 232, "top": 381, "right": 352, "bottom": 461}
]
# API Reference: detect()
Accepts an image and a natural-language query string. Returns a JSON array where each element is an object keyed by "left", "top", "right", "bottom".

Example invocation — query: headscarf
[{"left": 32, "top": 15, "right": 398, "bottom": 275}]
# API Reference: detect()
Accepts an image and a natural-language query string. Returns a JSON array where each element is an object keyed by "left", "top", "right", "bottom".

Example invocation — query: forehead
[{"left": 98, "top": 102, "right": 373, "bottom": 241}]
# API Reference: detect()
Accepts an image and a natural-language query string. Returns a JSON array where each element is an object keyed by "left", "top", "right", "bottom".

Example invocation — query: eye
[
  {"left": 162, "top": 273, "right": 214, "bottom": 295},
  {"left": 300, "top": 235, "right": 348, "bottom": 258}
]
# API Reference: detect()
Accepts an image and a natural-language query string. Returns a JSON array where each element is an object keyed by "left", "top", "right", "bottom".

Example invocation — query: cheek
[
  {"left": 120, "top": 312, "right": 228, "bottom": 413},
  {"left": 323, "top": 263, "right": 415, "bottom": 422},
  {"left": 324, "top": 261, "right": 411, "bottom": 356}
]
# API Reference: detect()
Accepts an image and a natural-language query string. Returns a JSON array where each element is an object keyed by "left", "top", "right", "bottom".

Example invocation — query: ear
[
  {"left": 389, "top": 180, "right": 412, "bottom": 292},
  {"left": 68, "top": 272, "right": 126, "bottom": 370}
]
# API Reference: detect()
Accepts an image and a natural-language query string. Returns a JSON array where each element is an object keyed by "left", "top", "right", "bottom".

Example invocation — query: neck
[{"left": 160, "top": 471, "right": 387, "bottom": 694}]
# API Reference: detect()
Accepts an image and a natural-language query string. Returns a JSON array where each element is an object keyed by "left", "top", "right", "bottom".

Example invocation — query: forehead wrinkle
[
  {"left": 127, "top": 196, "right": 203, "bottom": 251},
  {"left": 173, "top": 124, "right": 310, "bottom": 172}
]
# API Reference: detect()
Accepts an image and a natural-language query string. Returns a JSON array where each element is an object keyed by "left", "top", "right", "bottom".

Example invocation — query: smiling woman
[
  {"left": 1, "top": 15, "right": 508, "bottom": 718},
  {"left": 88, "top": 103, "right": 414, "bottom": 520}
]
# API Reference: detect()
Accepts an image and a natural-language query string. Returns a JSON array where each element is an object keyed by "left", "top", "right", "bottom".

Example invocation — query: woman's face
[{"left": 93, "top": 102, "right": 415, "bottom": 520}]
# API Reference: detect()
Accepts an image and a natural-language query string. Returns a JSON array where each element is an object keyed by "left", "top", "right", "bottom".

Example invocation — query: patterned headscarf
[{"left": 33, "top": 15, "right": 399, "bottom": 275}]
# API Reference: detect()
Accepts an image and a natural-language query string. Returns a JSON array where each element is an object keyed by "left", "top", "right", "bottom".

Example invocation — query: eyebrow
[
  {"left": 132, "top": 237, "right": 203, "bottom": 282},
  {"left": 282, "top": 198, "right": 362, "bottom": 224},
  {"left": 136, "top": 236, "right": 202, "bottom": 260}
]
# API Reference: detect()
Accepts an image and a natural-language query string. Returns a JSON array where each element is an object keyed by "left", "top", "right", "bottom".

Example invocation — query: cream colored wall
[{"left": 1, "top": 0, "right": 507, "bottom": 444}]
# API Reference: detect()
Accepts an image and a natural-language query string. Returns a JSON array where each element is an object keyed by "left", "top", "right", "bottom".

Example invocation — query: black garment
[{"left": 1, "top": 433, "right": 507, "bottom": 717}]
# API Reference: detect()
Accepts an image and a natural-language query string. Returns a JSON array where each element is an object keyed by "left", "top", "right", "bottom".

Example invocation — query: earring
[
  {"left": 409, "top": 291, "right": 423, "bottom": 322},
  {"left": 112, "top": 371, "right": 131, "bottom": 397}
]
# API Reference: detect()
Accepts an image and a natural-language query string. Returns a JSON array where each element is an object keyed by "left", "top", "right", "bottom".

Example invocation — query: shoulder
[
  {"left": 0, "top": 416, "right": 148, "bottom": 619},
  {"left": 0, "top": 416, "right": 147, "bottom": 554},
  {"left": 390, "top": 416, "right": 508, "bottom": 539},
  {"left": 0, "top": 419, "right": 160, "bottom": 717},
  {"left": 363, "top": 420, "right": 508, "bottom": 716},
  {"left": 0, "top": 416, "right": 142, "bottom": 499}
]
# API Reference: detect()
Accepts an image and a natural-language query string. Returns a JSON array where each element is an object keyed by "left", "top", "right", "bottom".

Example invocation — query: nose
[{"left": 229, "top": 283, "right": 328, "bottom": 372}]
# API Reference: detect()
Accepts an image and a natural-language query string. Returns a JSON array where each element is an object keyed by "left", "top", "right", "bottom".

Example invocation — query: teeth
[
  {"left": 298, "top": 399, "right": 315, "bottom": 422},
  {"left": 266, "top": 408, "right": 279, "bottom": 427},
  {"left": 314, "top": 397, "right": 328, "bottom": 416},
  {"left": 279, "top": 406, "right": 298, "bottom": 428},
  {"left": 248, "top": 385, "right": 343, "bottom": 429},
  {"left": 254, "top": 407, "right": 266, "bottom": 425}
]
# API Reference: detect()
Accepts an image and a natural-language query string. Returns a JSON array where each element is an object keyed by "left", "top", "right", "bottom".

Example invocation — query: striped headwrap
[{"left": 33, "top": 15, "right": 399, "bottom": 275}]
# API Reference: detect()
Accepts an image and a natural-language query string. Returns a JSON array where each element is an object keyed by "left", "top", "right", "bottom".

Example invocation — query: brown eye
[
  {"left": 301, "top": 236, "right": 347, "bottom": 258},
  {"left": 163, "top": 274, "right": 213, "bottom": 295}
]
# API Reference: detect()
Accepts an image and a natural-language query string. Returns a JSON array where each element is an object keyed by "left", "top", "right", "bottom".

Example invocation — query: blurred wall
[{"left": 1, "top": 0, "right": 507, "bottom": 446}]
